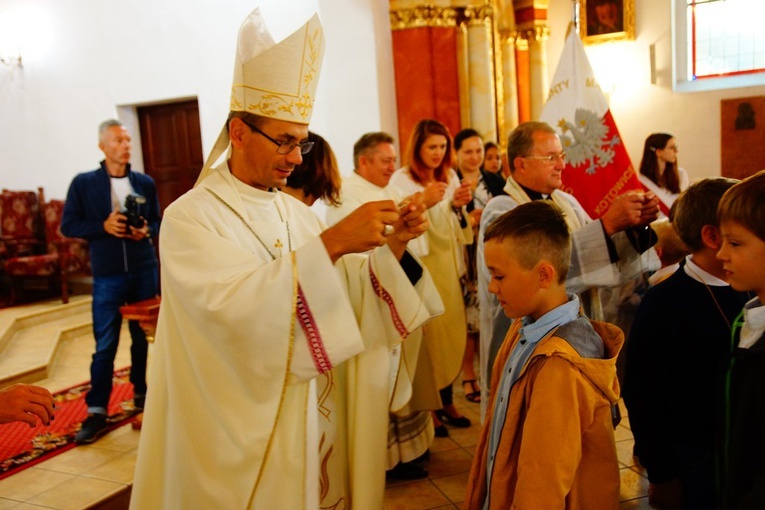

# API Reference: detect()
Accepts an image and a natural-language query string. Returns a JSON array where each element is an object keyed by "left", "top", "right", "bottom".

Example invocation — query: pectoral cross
[{"left": 274, "top": 239, "right": 283, "bottom": 256}]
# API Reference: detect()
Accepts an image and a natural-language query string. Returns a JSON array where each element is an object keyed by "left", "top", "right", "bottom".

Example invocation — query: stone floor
[{"left": 0, "top": 297, "right": 651, "bottom": 509}]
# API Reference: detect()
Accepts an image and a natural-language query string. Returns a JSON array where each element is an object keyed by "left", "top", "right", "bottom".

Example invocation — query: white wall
[
  {"left": 0, "top": 0, "right": 397, "bottom": 200},
  {"left": 546, "top": 0, "right": 765, "bottom": 183}
]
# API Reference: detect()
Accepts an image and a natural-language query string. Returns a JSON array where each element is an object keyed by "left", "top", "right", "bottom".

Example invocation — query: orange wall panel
[{"left": 392, "top": 27, "right": 461, "bottom": 155}]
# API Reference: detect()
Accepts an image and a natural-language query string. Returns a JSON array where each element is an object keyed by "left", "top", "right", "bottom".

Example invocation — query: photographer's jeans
[{"left": 86, "top": 268, "right": 158, "bottom": 413}]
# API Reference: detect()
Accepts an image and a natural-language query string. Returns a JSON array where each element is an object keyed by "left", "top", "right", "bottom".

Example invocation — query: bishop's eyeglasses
[{"left": 241, "top": 119, "right": 315, "bottom": 155}]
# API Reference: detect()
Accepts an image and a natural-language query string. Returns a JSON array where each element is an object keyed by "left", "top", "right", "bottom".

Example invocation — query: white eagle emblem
[{"left": 557, "top": 109, "right": 621, "bottom": 175}]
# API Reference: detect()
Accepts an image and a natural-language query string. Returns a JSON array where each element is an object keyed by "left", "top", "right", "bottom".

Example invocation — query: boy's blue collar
[{"left": 520, "top": 294, "right": 580, "bottom": 345}]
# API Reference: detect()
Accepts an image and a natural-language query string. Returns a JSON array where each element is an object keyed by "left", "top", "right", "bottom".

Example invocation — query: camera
[{"left": 123, "top": 194, "right": 147, "bottom": 229}]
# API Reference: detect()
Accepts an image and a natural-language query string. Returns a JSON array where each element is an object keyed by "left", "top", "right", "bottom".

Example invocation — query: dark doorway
[{"left": 137, "top": 99, "right": 203, "bottom": 212}]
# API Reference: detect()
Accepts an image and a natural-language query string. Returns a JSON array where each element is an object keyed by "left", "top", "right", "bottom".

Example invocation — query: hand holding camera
[
  {"left": 124, "top": 194, "right": 147, "bottom": 229},
  {"left": 103, "top": 194, "right": 150, "bottom": 240}
]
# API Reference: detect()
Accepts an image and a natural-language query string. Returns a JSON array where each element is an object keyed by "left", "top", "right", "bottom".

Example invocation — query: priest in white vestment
[
  {"left": 327, "top": 132, "right": 436, "bottom": 484},
  {"left": 477, "top": 121, "right": 661, "bottom": 416},
  {"left": 130, "top": 10, "right": 442, "bottom": 510}
]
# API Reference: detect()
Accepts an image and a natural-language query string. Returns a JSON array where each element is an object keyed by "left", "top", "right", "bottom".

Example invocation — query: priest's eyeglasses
[
  {"left": 242, "top": 120, "right": 314, "bottom": 155},
  {"left": 522, "top": 151, "right": 567, "bottom": 165}
]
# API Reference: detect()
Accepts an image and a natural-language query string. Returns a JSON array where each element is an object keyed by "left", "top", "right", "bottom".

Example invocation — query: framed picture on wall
[
  {"left": 721, "top": 96, "right": 765, "bottom": 181},
  {"left": 580, "top": 0, "right": 635, "bottom": 44}
]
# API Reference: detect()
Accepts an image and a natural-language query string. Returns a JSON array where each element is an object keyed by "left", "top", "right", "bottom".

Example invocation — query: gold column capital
[
  {"left": 520, "top": 26, "right": 549, "bottom": 43},
  {"left": 390, "top": 5, "right": 459, "bottom": 30},
  {"left": 463, "top": 5, "right": 494, "bottom": 27},
  {"left": 499, "top": 28, "right": 519, "bottom": 45}
]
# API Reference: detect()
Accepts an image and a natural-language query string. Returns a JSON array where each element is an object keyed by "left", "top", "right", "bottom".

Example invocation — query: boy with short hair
[
  {"left": 623, "top": 177, "right": 746, "bottom": 510},
  {"left": 716, "top": 169, "right": 765, "bottom": 510},
  {"left": 465, "top": 200, "right": 622, "bottom": 509}
]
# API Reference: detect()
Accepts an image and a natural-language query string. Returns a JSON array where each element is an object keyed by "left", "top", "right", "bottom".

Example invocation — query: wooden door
[{"left": 137, "top": 99, "right": 203, "bottom": 212}]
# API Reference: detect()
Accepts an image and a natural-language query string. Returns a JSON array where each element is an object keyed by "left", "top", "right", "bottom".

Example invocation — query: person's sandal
[{"left": 462, "top": 379, "right": 481, "bottom": 403}]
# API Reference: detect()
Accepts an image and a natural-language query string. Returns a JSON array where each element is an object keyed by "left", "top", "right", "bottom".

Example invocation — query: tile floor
[
  {"left": 0, "top": 297, "right": 137, "bottom": 509},
  {"left": 0, "top": 297, "right": 652, "bottom": 509},
  {"left": 384, "top": 393, "right": 651, "bottom": 509}
]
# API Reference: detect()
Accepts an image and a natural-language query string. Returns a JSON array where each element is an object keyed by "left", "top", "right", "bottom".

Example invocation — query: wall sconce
[{"left": 0, "top": 50, "right": 22, "bottom": 68}]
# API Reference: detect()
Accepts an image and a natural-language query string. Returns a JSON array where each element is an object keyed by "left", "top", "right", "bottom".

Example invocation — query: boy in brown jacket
[{"left": 465, "top": 201, "right": 622, "bottom": 509}]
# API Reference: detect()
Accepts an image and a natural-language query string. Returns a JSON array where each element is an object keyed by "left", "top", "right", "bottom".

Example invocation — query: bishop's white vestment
[{"left": 130, "top": 164, "right": 442, "bottom": 509}]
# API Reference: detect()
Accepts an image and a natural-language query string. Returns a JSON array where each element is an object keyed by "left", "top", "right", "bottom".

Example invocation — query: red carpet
[{"left": 0, "top": 367, "right": 138, "bottom": 480}]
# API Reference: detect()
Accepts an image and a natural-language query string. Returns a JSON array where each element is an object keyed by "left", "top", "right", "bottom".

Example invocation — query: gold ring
[{"left": 383, "top": 224, "right": 394, "bottom": 236}]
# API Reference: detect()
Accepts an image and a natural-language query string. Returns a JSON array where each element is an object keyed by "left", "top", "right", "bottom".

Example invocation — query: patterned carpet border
[{"left": 0, "top": 367, "right": 137, "bottom": 481}]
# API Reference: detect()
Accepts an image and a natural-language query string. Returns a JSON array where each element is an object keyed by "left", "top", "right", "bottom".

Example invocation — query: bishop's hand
[{"left": 321, "top": 200, "right": 399, "bottom": 262}]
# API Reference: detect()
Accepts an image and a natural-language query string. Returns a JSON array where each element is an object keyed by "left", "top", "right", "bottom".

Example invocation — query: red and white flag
[{"left": 540, "top": 27, "right": 671, "bottom": 217}]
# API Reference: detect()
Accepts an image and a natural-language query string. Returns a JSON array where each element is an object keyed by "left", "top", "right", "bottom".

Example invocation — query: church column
[
  {"left": 462, "top": 5, "right": 498, "bottom": 142},
  {"left": 524, "top": 26, "right": 550, "bottom": 121},
  {"left": 512, "top": 0, "right": 550, "bottom": 121},
  {"left": 500, "top": 29, "right": 520, "bottom": 133}
]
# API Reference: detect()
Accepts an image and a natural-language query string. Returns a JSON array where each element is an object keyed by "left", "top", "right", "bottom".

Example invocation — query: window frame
[{"left": 672, "top": 0, "right": 765, "bottom": 92}]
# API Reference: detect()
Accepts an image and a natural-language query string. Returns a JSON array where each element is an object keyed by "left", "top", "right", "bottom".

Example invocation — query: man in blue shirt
[{"left": 61, "top": 119, "right": 160, "bottom": 444}]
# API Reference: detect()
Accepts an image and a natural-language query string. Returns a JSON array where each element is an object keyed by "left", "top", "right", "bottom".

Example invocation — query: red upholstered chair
[
  {"left": 45, "top": 200, "right": 90, "bottom": 299},
  {"left": 0, "top": 243, "right": 6, "bottom": 300},
  {"left": 0, "top": 188, "right": 44, "bottom": 259},
  {"left": 0, "top": 188, "right": 43, "bottom": 303},
  {"left": 4, "top": 198, "right": 90, "bottom": 304}
]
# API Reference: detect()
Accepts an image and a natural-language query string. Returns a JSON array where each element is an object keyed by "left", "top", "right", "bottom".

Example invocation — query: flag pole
[
  {"left": 567, "top": 0, "right": 580, "bottom": 38},
  {"left": 541, "top": 0, "right": 649, "bottom": 219}
]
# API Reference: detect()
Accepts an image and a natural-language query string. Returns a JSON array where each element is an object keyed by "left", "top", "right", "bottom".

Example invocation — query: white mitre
[{"left": 196, "top": 7, "right": 325, "bottom": 185}]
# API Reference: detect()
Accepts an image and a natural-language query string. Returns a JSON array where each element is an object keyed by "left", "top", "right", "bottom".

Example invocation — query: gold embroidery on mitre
[{"left": 230, "top": 17, "right": 324, "bottom": 125}]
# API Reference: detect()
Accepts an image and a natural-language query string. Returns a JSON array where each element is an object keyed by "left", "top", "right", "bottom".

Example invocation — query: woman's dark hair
[
  {"left": 639, "top": 133, "right": 680, "bottom": 193},
  {"left": 286, "top": 131, "right": 342, "bottom": 206},
  {"left": 453, "top": 128, "right": 481, "bottom": 151}
]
